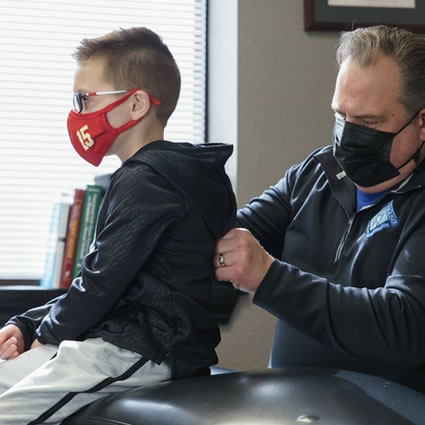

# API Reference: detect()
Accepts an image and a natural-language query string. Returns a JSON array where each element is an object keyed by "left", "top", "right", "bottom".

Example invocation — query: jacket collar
[{"left": 314, "top": 146, "right": 425, "bottom": 214}]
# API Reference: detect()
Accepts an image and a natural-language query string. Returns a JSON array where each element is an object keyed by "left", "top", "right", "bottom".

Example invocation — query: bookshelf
[{"left": 0, "top": 178, "right": 108, "bottom": 324}]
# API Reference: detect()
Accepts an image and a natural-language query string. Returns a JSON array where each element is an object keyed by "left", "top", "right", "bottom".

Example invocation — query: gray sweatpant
[{"left": 0, "top": 338, "right": 171, "bottom": 424}]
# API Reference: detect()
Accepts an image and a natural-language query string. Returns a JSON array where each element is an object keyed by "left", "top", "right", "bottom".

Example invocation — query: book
[
  {"left": 59, "top": 188, "right": 85, "bottom": 289},
  {"left": 71, "top": 184, "right": 104, "bottom": 279},
  {"left": 41, "top": 198, "right": 71, "bottom": 289}
]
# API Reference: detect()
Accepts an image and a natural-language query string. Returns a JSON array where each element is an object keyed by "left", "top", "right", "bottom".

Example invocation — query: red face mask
[{"left": 67, "top": 89, "right": 139, "bottom": 166}]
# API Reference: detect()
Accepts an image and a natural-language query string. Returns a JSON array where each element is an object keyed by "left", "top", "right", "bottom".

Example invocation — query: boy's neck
[{"left": 111, "top": 124, "right": 164, "bottom": 162}]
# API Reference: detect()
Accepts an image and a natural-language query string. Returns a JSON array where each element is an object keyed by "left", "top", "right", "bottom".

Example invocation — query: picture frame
[{"left": 304, "top": 0, "right": 425, "bottom": 33}]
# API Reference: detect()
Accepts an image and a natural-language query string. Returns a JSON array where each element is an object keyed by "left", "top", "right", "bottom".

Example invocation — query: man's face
[{"left": 331, "top": 55, "right": 423, "bottom": 193}]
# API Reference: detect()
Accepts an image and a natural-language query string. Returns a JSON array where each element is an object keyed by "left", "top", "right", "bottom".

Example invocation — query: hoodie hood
[{"left": 126, "top": 140, "right": 236, "bottom": 238}]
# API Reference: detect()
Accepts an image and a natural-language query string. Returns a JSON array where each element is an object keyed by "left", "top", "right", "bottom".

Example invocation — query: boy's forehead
[{"left": 73, "top": 58, "right": 112, "bottom": 92}]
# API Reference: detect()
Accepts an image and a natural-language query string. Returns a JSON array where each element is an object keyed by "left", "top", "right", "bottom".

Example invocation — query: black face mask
[{"left": 333, "top": 113, "right": 422, "bottom": 187}]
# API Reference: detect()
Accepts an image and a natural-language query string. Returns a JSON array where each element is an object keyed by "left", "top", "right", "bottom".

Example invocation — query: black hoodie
[{"left": 9, "top": 141, "right": 236, "bottom": 378}]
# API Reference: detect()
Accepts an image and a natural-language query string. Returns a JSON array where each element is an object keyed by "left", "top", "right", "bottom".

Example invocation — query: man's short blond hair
[{"left": 337, "top": 25, "right": 425, "bottom": 115}]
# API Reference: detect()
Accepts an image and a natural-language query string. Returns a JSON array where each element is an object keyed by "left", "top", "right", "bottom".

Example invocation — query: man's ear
[
  {"left": 130, "top": 90, "right": 152, "bottom": 120},
  {"left": 418, "top": 108, "right": 425, "bottom": 141}
]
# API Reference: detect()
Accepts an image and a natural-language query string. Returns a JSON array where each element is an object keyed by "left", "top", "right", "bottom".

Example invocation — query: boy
[{"left": 0, "top": 27, "right": 236, "bottom": 424}]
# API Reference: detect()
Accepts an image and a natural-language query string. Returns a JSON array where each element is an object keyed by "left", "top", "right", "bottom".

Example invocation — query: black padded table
[{"left": 62, "top": 367, "right": 425, "bottom": 424}]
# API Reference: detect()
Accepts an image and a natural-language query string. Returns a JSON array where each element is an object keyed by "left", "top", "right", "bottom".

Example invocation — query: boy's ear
[{"left": 130, "top": 90, "right": 153, "bottom": 120}]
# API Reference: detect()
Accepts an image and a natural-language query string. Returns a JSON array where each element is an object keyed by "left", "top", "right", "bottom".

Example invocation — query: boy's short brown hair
[{"left": 73, "top": 27, "right": 181, "bottom": 126}]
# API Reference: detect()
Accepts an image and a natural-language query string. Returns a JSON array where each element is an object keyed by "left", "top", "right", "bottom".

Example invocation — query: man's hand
[
  {"left": 0, "top": 324, "right": 25, "bottom": 360},
  {"left": 215, "top": 228, "right": 274, "bottom": 293}
]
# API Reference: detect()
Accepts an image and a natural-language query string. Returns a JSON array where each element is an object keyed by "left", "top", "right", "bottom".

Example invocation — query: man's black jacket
[
  {"left": 238, "top": 146, "right": 425, "bottom": 393},
  {"left": 9, "top": 141, "right": 236, "bottom": 378}
]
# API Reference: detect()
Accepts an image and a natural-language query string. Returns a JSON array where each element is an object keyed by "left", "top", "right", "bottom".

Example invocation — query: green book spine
[{"left": 71, "top": 184, "right": 104, "bottom": 279}]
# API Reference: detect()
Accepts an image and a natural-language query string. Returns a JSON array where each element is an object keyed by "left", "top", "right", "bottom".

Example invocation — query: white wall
[{"left": 209, "top": 0, "right": 341, "bottom": 370}]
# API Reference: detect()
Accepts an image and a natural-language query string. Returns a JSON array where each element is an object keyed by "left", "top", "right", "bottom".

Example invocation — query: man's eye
[
  {"left": 362, "top": 119, "right": 379, "bottom": 126},
  {"left": 81, "top": 94, "right": 89, "bottom": 102}
]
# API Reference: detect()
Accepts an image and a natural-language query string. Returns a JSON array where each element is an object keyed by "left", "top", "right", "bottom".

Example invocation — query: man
[{"left": 215, "top": 25, "right": 425, "bottom": 393}]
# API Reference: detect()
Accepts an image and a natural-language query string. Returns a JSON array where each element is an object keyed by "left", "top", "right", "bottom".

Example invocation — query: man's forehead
[{"left": 333, "top": 58, "right": 404, "bottom": 116}]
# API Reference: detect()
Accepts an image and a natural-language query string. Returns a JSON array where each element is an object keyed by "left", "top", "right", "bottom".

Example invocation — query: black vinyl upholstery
[{"left": 62, "top": 367, "right": 425, "bottom": 425}]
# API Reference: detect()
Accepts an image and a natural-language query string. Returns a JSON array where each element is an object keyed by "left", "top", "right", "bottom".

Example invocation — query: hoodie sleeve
[
  {"left": 5, "top": 295, "right": 62, "bottom": 350},
  {"left": 35, "top": 164, "right": 184, "bottom": 345}
]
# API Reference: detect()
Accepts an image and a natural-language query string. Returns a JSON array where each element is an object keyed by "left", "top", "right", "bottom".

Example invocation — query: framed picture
[{"left": 304, "top": 0, "right": 425, "bottom": 33}]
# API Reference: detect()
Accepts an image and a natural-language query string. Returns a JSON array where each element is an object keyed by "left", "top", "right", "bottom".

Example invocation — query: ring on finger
[{"left": 218, "top": 253, "right": 225, "bottom": 267}]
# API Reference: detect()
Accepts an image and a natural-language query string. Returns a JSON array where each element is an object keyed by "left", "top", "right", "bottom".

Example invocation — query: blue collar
[{"left": 356, "top": 188, "right": 390, "bottom": 211}]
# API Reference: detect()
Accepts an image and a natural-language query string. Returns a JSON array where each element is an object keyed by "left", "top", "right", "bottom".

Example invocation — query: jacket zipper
[
  {"left": 332, "top": 186, "right": 416, "bottom": 263},
  {"left": 334, "top": 215, "right": 355, "bottom": 263}
]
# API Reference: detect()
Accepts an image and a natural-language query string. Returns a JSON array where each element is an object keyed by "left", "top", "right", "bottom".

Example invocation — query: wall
[{"left": 209, "top": 1, "right": 341, "bottom": 370}]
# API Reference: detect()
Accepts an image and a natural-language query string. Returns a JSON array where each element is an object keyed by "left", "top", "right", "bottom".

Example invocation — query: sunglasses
[{"left": 72, "top": 89, "right": 161, "bottom": 113}]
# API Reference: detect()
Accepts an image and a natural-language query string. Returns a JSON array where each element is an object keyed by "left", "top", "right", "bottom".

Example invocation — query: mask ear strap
[
  {"left": 117, "top": 119, "right": 140, "bottom": 133},
  {"left": 114, "top": 89, "right": 153, "bottom": 132},
  {"left": 396, "top": 140, "right": 425, "bottom": 170},
  {"left": 395, "top": 110, "right": 419, "bottom": 136}
]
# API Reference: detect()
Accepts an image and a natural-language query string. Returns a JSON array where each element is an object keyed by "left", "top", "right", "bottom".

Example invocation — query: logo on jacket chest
[{"left": 366, "top": 201, "right": 398, "bottom": 238}]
